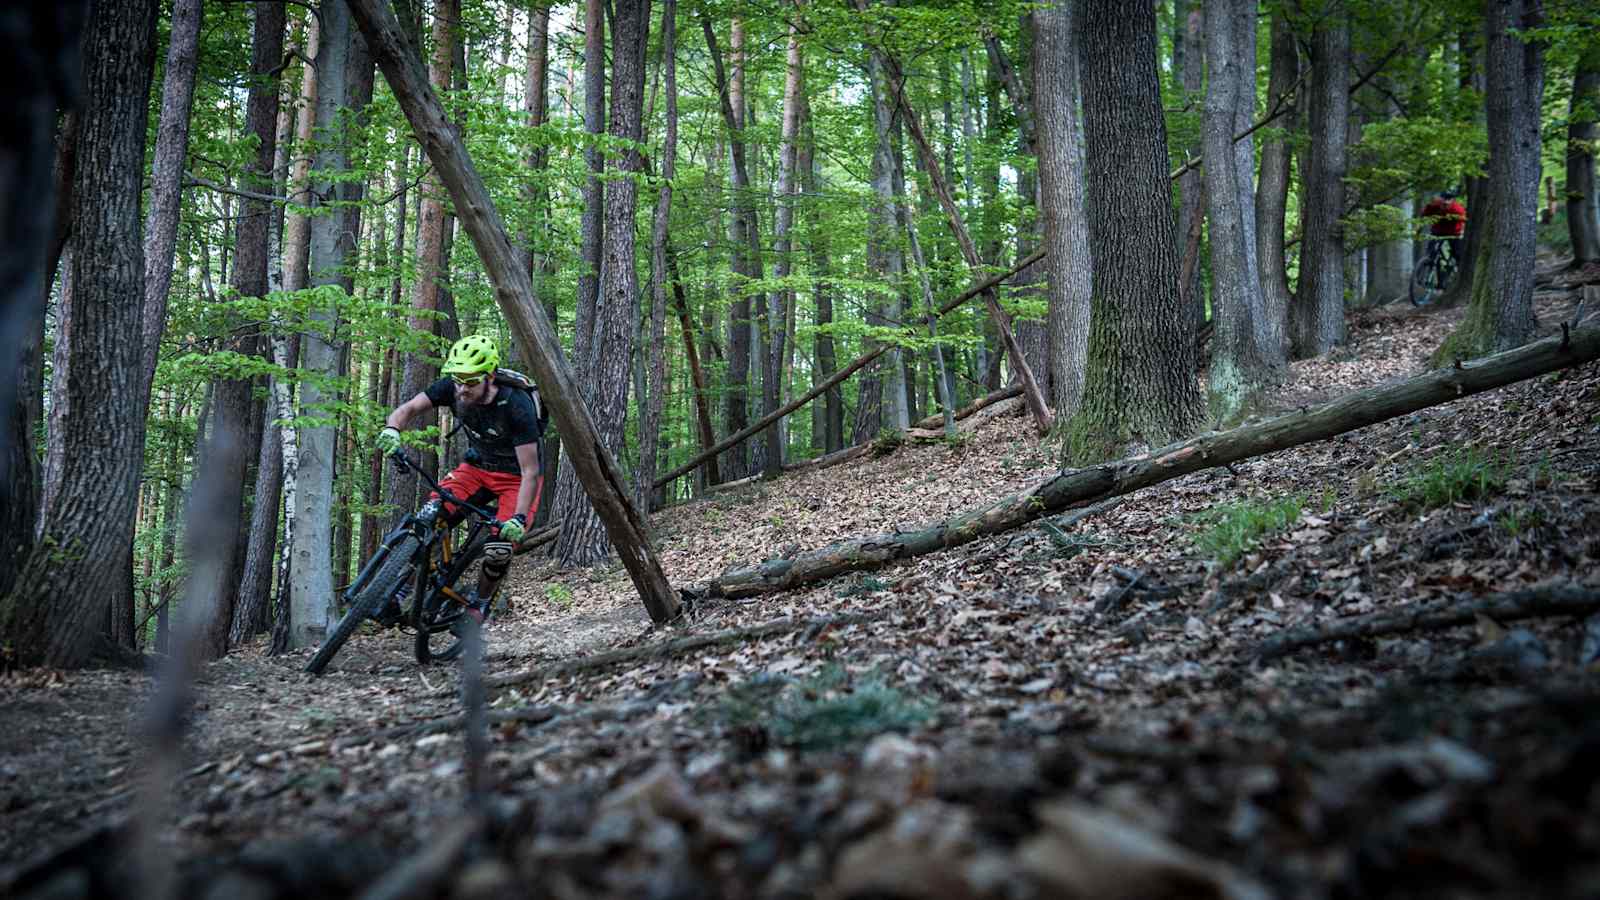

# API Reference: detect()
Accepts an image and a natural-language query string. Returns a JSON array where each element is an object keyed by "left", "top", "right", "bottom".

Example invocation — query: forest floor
[{"left": 4, "top": 278, "right": 1600, "bottom": 899}]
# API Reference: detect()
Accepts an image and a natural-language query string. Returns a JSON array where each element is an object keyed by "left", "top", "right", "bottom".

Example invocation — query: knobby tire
[
  {"left": 414, "top": 533, "right": 486, "bottom": 665},
  {"left": 306, "top": 535, "right": 421, "bottom": 675}
]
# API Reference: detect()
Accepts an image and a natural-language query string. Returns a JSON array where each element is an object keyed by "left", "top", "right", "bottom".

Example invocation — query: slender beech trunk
[
  {"left": 1033, "top": 0, "right": 1092, "bottom": 419},
  {"left": 764, "top": 13, "right": 803, "bottom": 478},
  {"left": 1175, "top": 0, "right": 1206, "bottom": 333},
  {"left": 801, "top": 93, "right": 843, "bottom": 454},
  {"left": 1256, "top": 9, "right": 1297, "bottom": 340},
  {"left": 288, "top": 0, "right": 353, "bottom": 649},
  {"left": 665, "top": 235, "right": 720, "bottom": 486}
]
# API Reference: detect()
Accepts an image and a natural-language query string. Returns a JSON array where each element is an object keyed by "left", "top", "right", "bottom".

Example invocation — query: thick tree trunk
[
  {"left": 706, "top": 325, "right": 1600, "bottom": 598},
  {"left": 1291, "top": 13, "right": 1350, "bottom": 359},
  {"left": 287, "top": 0, "right": 353, "bottom": 650},
  {"left": 1033, "top": 0, "right": 1091, "bottom": 420},
  {"left": 1256, "top": 9, "right": 1297, "bottom": 351},
  {"left": 1204, "top": 0, "right": 1282, "bottom": 422},
  {"left": 1436, "top": 0, "right": 1544, "bottom": 361},
  {"left": 348, "top": 0, "right": 679, "bottom": 622},
  {"left": 1063, "top": 0, "right": 1204, "bottom": 465},
  {"left": 638, "top": 0, "right": 677, "bottom": 511},
  {"left": 0, "top": 0, "right": 157, "bottom": 669},
  {"left": 556, "top": 0, "right": 651, "bottom": 567},
  {"left": 1567, "top": 44, "right": 1600, "bottom": 266}
]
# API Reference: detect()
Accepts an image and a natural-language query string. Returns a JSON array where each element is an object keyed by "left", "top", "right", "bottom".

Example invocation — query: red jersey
[{"left": 1422, "top": 198, "right": 1466, "bottom": 237}]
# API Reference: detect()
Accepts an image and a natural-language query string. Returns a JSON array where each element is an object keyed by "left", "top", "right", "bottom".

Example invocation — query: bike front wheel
[
  {"left": 306, "top": 535, "right": 421, "bottom": 675},
  {"left": 413, "top": 534, "right": 484, "bottom": 664},
  {"left": 1409, "top": 257, "right": 1440, "bottom": 306}
]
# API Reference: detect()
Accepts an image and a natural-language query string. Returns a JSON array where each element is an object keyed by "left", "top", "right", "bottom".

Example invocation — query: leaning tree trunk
[
  {"left": 556, "top": 0, "right": 652, "bottom": 568},
  {"left": 1033, "top": 0, "right": 1092, "bottom": 420},
  {"left": 287, "top": 0, "right": 353, "bottom": 650},
  {"left": 1567, "top": 43, "right": 1600, "bottom": 266},
  {"left": 706, "top": 325, "right": 1600, "bottom": 598},
  {"left": 1435, "top": 0, "right": 1544, "bottom": 362},
  {"left": 0, "top": 0, "right": 157, "bottom": 669},
  {"left": 1063, "top": 0, "right": 1205, "bottom": 465},
  {"left": 1291, "top": 11, "right": 1350, "bottom": 359},
  {"left": 1204, "top": 0, "right": 1282, "bottom": 422}
]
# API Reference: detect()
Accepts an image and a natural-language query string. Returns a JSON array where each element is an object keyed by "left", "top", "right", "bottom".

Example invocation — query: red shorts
[{"left": 431, "top": 463, "right": 541, "bottom": 524}]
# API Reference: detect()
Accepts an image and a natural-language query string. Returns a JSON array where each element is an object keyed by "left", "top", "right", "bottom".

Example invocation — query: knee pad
[{"left": 482, "top": 541, "right": 513, "bottom": 576}]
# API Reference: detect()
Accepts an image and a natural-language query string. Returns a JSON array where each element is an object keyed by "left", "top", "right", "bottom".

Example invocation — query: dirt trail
[{"left": 4, "top": 295, "right": 1599, "bottom": 898}]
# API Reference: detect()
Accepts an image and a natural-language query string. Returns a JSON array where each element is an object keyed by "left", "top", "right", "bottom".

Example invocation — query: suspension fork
[{"left": 344, "top": 519, "right": 427, "bottom": 601}]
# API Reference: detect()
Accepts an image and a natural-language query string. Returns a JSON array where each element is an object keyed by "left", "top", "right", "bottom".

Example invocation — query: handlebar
[{"left": 389, "top": 451, "right": 501, "bottom": 523}]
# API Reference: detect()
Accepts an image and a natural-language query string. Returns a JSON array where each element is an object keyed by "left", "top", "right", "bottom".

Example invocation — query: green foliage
[
  {"left": 1189, "top": 493, "right": 1304, "bottom": 569},
  {"left": 870, "top": 428, "right": 904, "bottom": 457},
  {"left": 543, "top": 583, "right": 574, "bottom": 609},
  {"left": 1387, "top": 447, "right": 1514, "bottom": 511},
  {"left": 715, "top": 664, "right": 934, "bottom": 752}
]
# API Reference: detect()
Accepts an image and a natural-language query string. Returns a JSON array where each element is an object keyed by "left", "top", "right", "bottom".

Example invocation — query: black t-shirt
[{"left": 424, "top": 377, "right": 541, "bottom": 473}]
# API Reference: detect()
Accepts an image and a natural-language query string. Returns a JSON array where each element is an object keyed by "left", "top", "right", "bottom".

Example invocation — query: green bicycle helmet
[{"left": 442, "top": 334, "right": 501, "bottom": 377}]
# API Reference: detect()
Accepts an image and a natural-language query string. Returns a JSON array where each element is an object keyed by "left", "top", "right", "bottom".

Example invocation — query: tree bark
[
  {"left": 1566, "top": 43, "right": 1600, "bottom": 266},
  {"left": 1174, "top": 0, "right": 1206, "bottom": 333},
  {"left": 1204, "top": 0, "right": 1282, "bottom": 422},
  {"left": 1032, "top": 0, "right": 1091, "bottom": 420},
  {"left": 764, "top": 13, "right": 804, "bottom": 477},
  {"left": 0, "top": 0, "right": 157, "bottom": 668},
  {"left": 1436, "top": 0, "right": 1544, "bottom": 361},
  {"left": 665, "top": 235, "right": 721, "bottom": 486},
  {"left": 1063, "top": 0, "right": 1204, "bottom": 465},
  {"left": 1256, "top": 9, "right": 1297, "bottom": 347},
  {"left": 1291, "top": 12, "right": 1350, "bottom": 359},
  {"left": 556, "top": 0, "right": 651, "bottom": 567},
  {"left": 706, "top": 325, "right": 1600, "bottom": 598},
  {"left": 638, "top": 0, "right": 676, "bottom": 511},
  {"left": 348, "top": 0, "right": 679, "bottom": 622},
  {"left": 286, "top": 0, "right": 353, "bottom": 650},
  {"left": 801, "top": 92, "right": 844, "bottom": 454}
]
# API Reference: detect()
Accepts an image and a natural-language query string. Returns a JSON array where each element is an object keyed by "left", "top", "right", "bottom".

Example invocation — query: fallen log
[
  {"left": 905, "top": 395, "right": 1025, "bottom": 441},
  {"left": 912, "top": 384, "right": 1024, "bottom": 430},
  {"left": 702, "top": 325, "right": 1600, "bottom": 598},
  {"left": 1254, "top": 585, "right": 1600, "bottom": 661}
]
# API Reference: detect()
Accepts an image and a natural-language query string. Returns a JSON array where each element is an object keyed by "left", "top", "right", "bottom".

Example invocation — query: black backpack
[{"left": 493, "top": 367, "right": 550, "bottom": 440}]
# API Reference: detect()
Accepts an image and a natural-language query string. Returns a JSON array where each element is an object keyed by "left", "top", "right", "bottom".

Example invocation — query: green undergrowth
[
  {"left": 1387, "top": 447, "right": 1513, "bottom": 511},
  {"left": 714, "top": 664, "right": 934, "bottom": 752},
  {"left": 1190, "top": 493, "right": 1305, "bottom": 569}
]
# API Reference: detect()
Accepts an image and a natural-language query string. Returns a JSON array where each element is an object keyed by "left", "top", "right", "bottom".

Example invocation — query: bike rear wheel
[{"left": 306, "top": 535, "right": 420, "bottom": 675}]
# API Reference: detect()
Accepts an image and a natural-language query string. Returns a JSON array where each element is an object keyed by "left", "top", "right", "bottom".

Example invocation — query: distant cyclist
[
  {"left": 374, "top": 334, "right": 544, "bottom": 624},
  {"left": 1420, "top": 188, "right": 1467, "bottom": 266}
]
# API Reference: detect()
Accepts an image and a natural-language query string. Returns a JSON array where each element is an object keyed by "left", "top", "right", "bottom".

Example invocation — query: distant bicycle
[
  {"left": 1409, "top": 238, "right": 1459, "bottom": 306},
  {"left": 306, "top": 452, "right": 523, "bottom": 675}
]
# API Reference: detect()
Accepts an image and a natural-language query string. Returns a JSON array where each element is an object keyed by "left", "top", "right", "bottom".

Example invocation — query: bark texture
[
  {"left": 638, "top": 0, "right": 677, "bottom": 510},
  {"left": 1567, "top": 43, "right": 1600, "bottom": 265},
  {"left": 1032, "top": 0, "right": 1092, "bottom": 420},
  {"left": 1, "top": 0, "right": 157, "bottom": 668},
  {"left": 1063, "top": 0, "right": 1204, "bottom": 465},
  {"left": 556, "top": 0, "right": 652, "bottom": 567},
  {"left": 1436, "top": 0, "right": 1544, "bottom": 361},
  {"left": 1291, "top": 13, "right": 1350, "bottom": 359},
  {"left": 1255, "top": 9, "right": 1297, "bottom": 343},
  {"left": 766, "top": 17, "right": 803, "bottom": 476}
]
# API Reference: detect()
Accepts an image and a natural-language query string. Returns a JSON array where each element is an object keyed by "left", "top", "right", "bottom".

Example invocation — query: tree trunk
[
  {"left": 1366, "top": 82, "right": 1412, "bottom": 305},
  {"left": 287, "top": 0, "right": 353, "bottom": 650},
  {"left": 707, "top": 325, "right": 1600, "bottom": 598},
  {"left": 1063, "top": 0, "right": 1204, "bottom": 465},
  {"left": 1032, "top": 0, "right": 1092, "bottom": 420},
  {"left": 521, "top": 3, "right": 552, "bottom": 278},
  {"left": 556, "top": 0, "right": 651, "bottom": 567},
  {"left": 1567, "top": 43, "right": 1600, "bottom": 265},
  {"left": 348, "top": 0, "right": 678, "bottom": 622},
  {"left": 1204, "top": 0, "right": 1282, "bottom": 422},
  {"left": 665, "top": 235, "right": 721, "bottom": 486},
  {"left": 638, "top": 0, "right": 677, "bottom": 510},
  {"left": 1435, "top": 0, "right": 1544, "bottom": 361},
  {"left": 1174, "top": 0, "right": 1206, "bottom": 334},
  {"left": 0, "top": 0, "right": 157, "bottom": 668},
  {"left": 1290, "top": 12, "right": 1350, "bottom": 359},
  {"left": 801, "top": 92, "right": 844, "bottom": 454},
  {"left": 764, "top": 15, "right": 803, "bottom": 478},
  {"left": 1256, "top": 9, "right": 1297, "bottom": 352}
]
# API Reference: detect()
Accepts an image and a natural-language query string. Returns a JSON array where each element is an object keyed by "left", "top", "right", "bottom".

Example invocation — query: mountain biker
[
  {"left": 374, "top": 334, "right": 543, "bottom": 624},
  {"left": 1421, "top": 188, "right": 1467, "bottom": 266}
]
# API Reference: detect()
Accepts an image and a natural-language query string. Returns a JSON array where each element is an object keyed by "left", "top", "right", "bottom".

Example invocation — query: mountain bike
[
  {"left": 1409, "top": 238, "right": 1460, "bottom": 306},
  {"left": 305, "top": 452, "right": 508, "bottom": 675}
]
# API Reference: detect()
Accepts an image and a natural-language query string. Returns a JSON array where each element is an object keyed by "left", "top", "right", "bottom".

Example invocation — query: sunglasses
[{"left": 452, "top": 373, "right": 488, "bottom": 388}]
